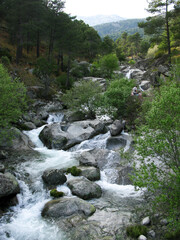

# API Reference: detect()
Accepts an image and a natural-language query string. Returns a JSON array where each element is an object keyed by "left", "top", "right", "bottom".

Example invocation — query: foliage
[
  {"left": 0, "top": 64, "right": 27, "bottom": 137},
  {"left": 115, "top": 32, "right": 149, "bottom": 58},
  {"left": 165, "top": 228, "right": 180, "bottom": 240},
  {"left": 1, "top": 56, "right": 10, "bottom": 66},
  {"left": 50, "top": 189, "right": 64, "bottom": 198},
  {"left": 132, "top": 80, "right": 180, "bottom": 232},
  {"left": 146, "top": 45, "right": 159, "bottom": 58},
  {"left": 126, "top": 224, "right": 148, "bottom": 238},
  {"left": 100, "top": 77, "right": 136, "bottom": 118},
  {"left": 99, "top": 54, "right": 119, "bottom": 78},
  {"left": 62, "top": 80, "right": 102, "bottom": 117},
  {"left": 66, "top": 166, "right": 81, "bottom": 176},
  {"left": 33, "top": 57, "right": 55, "bottom": 97},
  {"left": 56, "top": 73, "right": 74, "bottom": 90},
  {"left": 94, "top": 18, "right": 144, "bottom": 40}
]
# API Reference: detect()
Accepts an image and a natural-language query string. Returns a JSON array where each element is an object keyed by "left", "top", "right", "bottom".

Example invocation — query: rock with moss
[
  {"left": 67, "top": 177, "right": 102, "bottom": 200},
  {"left": 41, "top": 197, "right": 96, "bottom": 218},
  {"left": 50, "top": 189, "right": 64, "bottom": 198},
  {"left": 66, "top": 166, "right": 81, "bottom": 176},
  {"left": 42, "top": 169, "right": 67, "bottom": 186}
]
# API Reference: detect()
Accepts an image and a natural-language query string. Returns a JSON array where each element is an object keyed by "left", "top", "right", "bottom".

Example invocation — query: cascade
[{"left": 0, "top": 113, "right": 142, "bottom": 240}]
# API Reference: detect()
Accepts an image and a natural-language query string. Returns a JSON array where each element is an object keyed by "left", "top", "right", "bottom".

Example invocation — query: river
[{"left": 0, "top": 113, "right": 143, "bottom": 240}]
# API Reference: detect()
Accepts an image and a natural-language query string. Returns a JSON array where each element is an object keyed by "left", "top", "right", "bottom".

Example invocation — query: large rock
[
  {"left": 42, "top": 169, "right": 67, "bottom": 186},
  {"left": 39, "top": 119, "right": 107, "bottom": 150},
  {"left": 79, "top": 166, "right": 100, "bottom": 181},
  {"left": 77, "top": 148, "right": 121, "bottom": 170},
  {"left": 67, "top": 177, "right": 102, "bottom": 200},
  {"left": 0, "top": 172, "right": 20, "bottom": 199},
  {"left": 139, "top": 80, "right": 151, "bottom": 90},
  {"left": 41, "top": 197, "right": 96, "bottom": 218},
  {"left": 0, "top": 127, "right": 35, "bottom": 151},
  {"left": 109, "top": 120, "right": 125, "bottom": 136},
  {"left": 116, "top": 166, "right": 134, "bottom": 185}
]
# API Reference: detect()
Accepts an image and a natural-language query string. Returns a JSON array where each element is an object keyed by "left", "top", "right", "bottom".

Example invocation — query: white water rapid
[{"left": 0, "top": 113, "right": 142, "bottom": 240}]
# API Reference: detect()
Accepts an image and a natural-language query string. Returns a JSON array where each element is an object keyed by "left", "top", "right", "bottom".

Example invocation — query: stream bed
[{"left": 0, "top": 114, "right": 143, "bottom": 240}]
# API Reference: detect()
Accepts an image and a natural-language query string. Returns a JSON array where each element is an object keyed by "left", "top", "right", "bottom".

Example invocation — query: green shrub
[
  {"left": 67, "top": 166, "right": 81, "bottom": 176},
  {"left": 0, "top": 47, "right": 12, "bottom": 61},
  {"left": 100, "top": 77, "right": 136, "bottom": 118},
  {"left": 99, "top": 54, "right": 119, "bottom": 78},
  {"left": 132, "top": 80, "right": 180, "bottom": 232},
  {"left": 0, "top": 64, "right": 27, "bottom": 138},
  {"left": 165, "top": 228, "right": 180, "bottom": 240},
  {"left": 126, "top": 224, "right": 147, "bottom": 238},
  {"left": 62, "top": 80, "right": 102, "bottom": 118},
  {"left": 128, "top": 59, "right": 136, "bottom": 65},
  {"left": 56, "top": 73, "right": 74, "bottom": 90},
  {"left": 1, "top": 56, "right": 10, "bottom": 66},
  {"left": 50, "top": 189, "right": 64, "bottom": 198}
]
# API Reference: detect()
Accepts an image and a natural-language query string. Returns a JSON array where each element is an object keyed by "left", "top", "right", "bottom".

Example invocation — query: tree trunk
[
  {"left": 66, "top": 55, "right": 71, "bottom": 89},
  {"left": 165, "top": 0, "right": 171, "bottom": 64},
  {"left": 36, "top": 30, "right": 40, "bottom": 58},
  {"left": 16, "top": 19, "right": 23, "bottom": 64}
]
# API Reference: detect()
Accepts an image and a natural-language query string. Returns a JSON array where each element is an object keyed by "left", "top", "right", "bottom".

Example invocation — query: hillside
[
  {"left": 93, "top": 18, "right": 145, "bottom": 40},
  {"left": 76, "top": 14, "right": 125, "bottom": 26}
]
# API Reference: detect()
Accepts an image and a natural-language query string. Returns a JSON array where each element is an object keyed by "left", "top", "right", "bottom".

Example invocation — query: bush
[
  {"left": 62, "top": 80, "right": 102, "bottom": 118},
  {"left": 132, "top": 80, "right": 180, "bottom": 232},
  {"left": 0, "top": 64, "right": 27, "bottom": 138},
  {"left": 100, "top": 77, "right": 136, "bottom": 118},
  {"left": 56, "top": 73, "right": 74, "bottom": 90},
  {"left": 0, "top": 47, "right": 12, "bottom": 61},
  {"left": 67, "top": 166, "right": 81, "bottom": 176},
  {"left": 99, "top": 54, "right": 119, "bottom": 78},
  {"left": 146, "top": 45, "right": 159, "bottom": 58},
  {"left": 128, "top": 59, "right": 136, "bottom": 65},
  {"left": 50, "top": 189, "right": 64, "bottom": 198},
  {"left": 126, "top": 224, "right": 147, "bottom": 238},
  {"left": 165, "top": 229, "right": 180, "bottom": 240},
  {"left": 1, "top": 56, "right": 10, "bottom": 66}
]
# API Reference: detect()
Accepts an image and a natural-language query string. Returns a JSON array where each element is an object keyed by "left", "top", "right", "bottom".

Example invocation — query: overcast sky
[{"left": 64, "top": 0, "right": 150, "bottom": 19}]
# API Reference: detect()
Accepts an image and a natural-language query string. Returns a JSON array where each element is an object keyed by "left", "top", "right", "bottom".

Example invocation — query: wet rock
[
  {"left": 109, "top": 120, "right": 125, "bottom": 136},
  {"left": 23, "top": 122, "right": 36, "bottom": 130},
  {"left": 41, "top": 197, "right": 96, "bottom": 218},
  {"left": 39, "top": 124, "right": 68, "bottom": 149},
  {"left": 77, "top": 148, "right": 121, "bottom": 170},
  {"left": 0, "top": 172, "right": 20, "bottom": 199},
  {"left": 70, "top": 222, "right": 104, "bottom": 240},
  {"left": 67, "top": 177, "right": 102, "bottom": 200},
  {"left": 42, "top": 169, "right": 67, "bottom": 186},
  {"left": 117, "top": 166, "right": 134, "bottom": 185},
  {"left": 139, "top": 81, "right": 151, "bottom": 90},
  {"left": 79, "top": 166, "right": 100, "bottom": 181},
  {"left": 0, "top": 127, "right": 35, "bottom": 151},
  {"left": 106, "top": 136, "right": 127, "bottom": 151},
  {"left": 39, "top": 119, "right": 107, "bottom": 150}
]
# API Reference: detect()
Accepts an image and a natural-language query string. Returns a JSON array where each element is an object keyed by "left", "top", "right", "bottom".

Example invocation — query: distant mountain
[
  {"left": 76, "top": 15, "right": 125, "bottom": 26},
  {"left": 93, "top": 18, "right": 145, "bottom": 40}
]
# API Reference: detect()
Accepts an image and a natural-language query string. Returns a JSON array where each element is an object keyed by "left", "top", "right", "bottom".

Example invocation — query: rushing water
[{"left": 0, "top": 113, "right": 142, "bottom": 240}]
